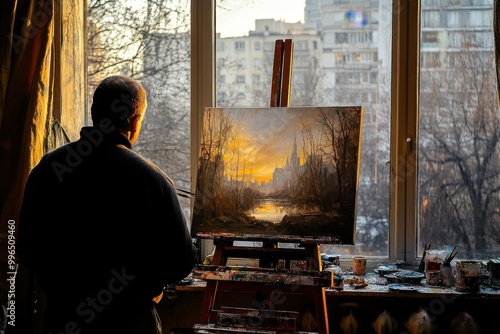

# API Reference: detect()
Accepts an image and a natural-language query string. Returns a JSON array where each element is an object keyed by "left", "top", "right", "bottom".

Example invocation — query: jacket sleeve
[{"left": 154, "top": 180, "right": 198, "bottom": 284}]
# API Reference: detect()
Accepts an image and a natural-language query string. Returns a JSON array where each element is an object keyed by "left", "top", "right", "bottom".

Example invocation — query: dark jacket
[{"left": 17, "top": 127, "right": 197, "bottom": 333}]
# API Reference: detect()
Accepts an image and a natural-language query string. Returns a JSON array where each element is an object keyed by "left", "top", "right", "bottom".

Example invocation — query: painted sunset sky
[{"left": 215, "top": 107, "right": 322, "bottom": 183}]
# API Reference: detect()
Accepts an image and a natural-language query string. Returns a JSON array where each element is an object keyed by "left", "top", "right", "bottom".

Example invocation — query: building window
[
  {"left": 235, "top": 41, "right": 245, "bottom": 51},
  {"left": 217, "top": 41, "right": 225, "bottom": 51},
  {"left": 295, "top": 40, "right": 308, "bottom": 50},
  {"left": 335, "top": 32, "right": 348, "bottom": 43},
  {"left": 236, "top": 75, "right": 245, "bottom": 83},
  {"left": 254, "top": 41, "right": 261, "bottom": 50},
  {"left": 422, "top": 31, "right": 440, "bottom": 44},
  {"left": 238, "top": 58, "right": 246, "bottom": 68},
  {"left": 264, "top": 41, "right": 275, "bottom": 51}
]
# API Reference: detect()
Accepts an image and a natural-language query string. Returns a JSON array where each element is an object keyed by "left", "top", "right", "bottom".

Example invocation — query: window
[
  {"left": 215, "top": 0, "right": 392, "bottom": 259},
  {"left": 217, "top": 40, "right": 225, "bottom": 51},
  {"left": 88, "top": 1, "right": 500, "bottom": 267},
  {"left": 336, "top": 53, "right": 346, "bottom": 65},
  {"left": 295, "top": 40, "right": 308, "bottom": 51},
  {"left": 335, "top": 32, "right": 348, "bottom": 43},
  {"left": 422, "top": 10, "right": 442, "bottom": 27},
  {"left": 235, "top": 41, "right": 245, "bottom": 51},
  {"left": 254, "top": 58, "right": 261, "bottom": 68},
  {"left": 87, "top": 0, "right": 192, "bottom": 220},
  {"left": 215, "top": 1, "right": 500, "bottom": 262},
  {"left": 418, "top": 1, "right": 500, "bottom": 260},
  {"left": 422, "top": 31, "right": 440, "bottom": 44}
]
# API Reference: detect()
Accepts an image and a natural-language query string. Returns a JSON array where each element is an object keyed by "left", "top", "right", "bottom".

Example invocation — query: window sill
[{"left": 174, "top": 276, "right": 500, "bottom": 299}]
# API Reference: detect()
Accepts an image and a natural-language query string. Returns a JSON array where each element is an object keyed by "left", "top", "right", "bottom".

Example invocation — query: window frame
[{"left": 191, "top": 0, "right": 421, "bottom": 264}]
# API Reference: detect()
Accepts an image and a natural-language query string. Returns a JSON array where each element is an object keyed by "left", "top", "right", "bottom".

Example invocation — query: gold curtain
[
  {"left": 0, "top": 1, "right": 85, "bottom": 332},
  {"left": 0, "top": 0, "right": 57, "bottom": 261}
]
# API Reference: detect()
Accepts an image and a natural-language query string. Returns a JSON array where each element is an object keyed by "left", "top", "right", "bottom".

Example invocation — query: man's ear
[{"left": 130, "top": 114, "right": 142, "bottom": 129}]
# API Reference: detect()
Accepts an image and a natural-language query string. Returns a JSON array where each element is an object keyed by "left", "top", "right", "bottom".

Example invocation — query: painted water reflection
[{"left": 246, "top": 199, "right": 320, "bottom": 224}]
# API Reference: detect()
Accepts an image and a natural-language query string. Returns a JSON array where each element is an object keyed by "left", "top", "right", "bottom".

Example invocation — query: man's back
[{"left": 18, "top": 127, "right": 197, "bottom": 333}]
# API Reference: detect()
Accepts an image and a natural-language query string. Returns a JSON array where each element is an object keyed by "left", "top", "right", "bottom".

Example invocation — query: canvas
[{"left": 191, "top": 106, "right": 363, "bottom": 244}]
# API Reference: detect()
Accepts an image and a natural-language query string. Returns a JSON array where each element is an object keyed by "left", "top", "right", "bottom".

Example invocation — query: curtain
[{"left": 0, "top": 1, "right": 85, "bottom": 333}]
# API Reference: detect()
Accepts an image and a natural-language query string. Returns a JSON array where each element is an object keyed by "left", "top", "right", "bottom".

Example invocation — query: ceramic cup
[{"left": 352, "top": 256, "right": 367, "bottom": 275}]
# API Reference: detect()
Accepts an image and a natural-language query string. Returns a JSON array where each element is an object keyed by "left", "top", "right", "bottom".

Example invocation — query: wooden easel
[
  {"left": 270, "top": 39, "right": 294, "bottom": 107},
  {"left": 194, "top": 39, "right": 331, "bottom": 334}
]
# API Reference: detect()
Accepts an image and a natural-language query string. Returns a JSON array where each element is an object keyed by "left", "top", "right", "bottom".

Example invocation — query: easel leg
[
  {"left": 199, "top": 280, "right": 219, "bottom": 324},
  {"left": 315, "top": 287, "right": 329, "bottom": 334}
]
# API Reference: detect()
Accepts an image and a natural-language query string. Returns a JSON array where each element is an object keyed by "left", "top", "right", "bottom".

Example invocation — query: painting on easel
[{"left": 191, "top": 106, "right": 363, "bottom": 244}]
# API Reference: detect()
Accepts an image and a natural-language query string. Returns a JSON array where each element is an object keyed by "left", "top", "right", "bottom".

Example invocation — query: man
[{"left": 17, "top": 75, "right": 198, "bottom": 334}]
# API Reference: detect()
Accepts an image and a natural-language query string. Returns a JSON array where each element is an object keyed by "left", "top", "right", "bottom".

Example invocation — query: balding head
[{"left": 91, "top": 75, "right": 147, "bottom": 130}]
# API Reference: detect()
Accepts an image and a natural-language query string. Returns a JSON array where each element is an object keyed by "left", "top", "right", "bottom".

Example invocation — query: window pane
[
  {"left": 418, "top": 1, "right": 500, "bottom": 260},
  {"left": 216, "top": 0, "right": 392, "bottom": 257},
  {"left": 87, "top": 0, "right": 192, "bottom": 218}
]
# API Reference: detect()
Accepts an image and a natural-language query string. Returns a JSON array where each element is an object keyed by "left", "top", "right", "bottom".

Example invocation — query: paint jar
[
  {"left": 425, "top": 250, "right": 444, "bottom": 272},
  {"left": 440, "top": 265, "right": 454, "bottom": 288},
  {"left": 425, "top": 270, "right": 441, "bottom": 285},
  {"left": 352, "top": 256, "right": 367, "bottom": 275},
  {"left": 455, "top": 260, "right": 481, "bottom": 292}
]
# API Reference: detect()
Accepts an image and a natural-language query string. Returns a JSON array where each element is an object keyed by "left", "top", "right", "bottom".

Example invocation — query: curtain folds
[
  {"left": 0, "top": 0, "right": 57, "bottom": 260},
  {"left": 0, "top": 1, "right": 85, "bottom": 333},
  {"left": 0, "top": 0, "right": 85, "bottom": 259},
  {"left": 0, "top": 2, "right": 57, "bottom": 333}
]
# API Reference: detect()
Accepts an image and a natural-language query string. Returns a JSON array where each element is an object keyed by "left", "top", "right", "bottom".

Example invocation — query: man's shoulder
[
  {"left": 107, "top": 146, "right": 175, "bottom": 186},
  {"left": 128, "top": 153, "right": 176, "bottom": 187},
  {"left": 34, "top": 141, "right": 79, "bottom": 166}
]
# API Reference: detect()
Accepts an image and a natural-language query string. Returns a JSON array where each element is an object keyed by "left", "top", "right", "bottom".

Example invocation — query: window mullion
[
  {"left": 390, "top": 0, "right": 420, "bottom": 263},
  {"left": 191, "top": 0, "right": 216, "bottom": 260}
]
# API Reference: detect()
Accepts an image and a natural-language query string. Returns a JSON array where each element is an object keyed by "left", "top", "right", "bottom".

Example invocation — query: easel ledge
[{"left": 195, "top": 233, "right": 343, "bottom": 245}]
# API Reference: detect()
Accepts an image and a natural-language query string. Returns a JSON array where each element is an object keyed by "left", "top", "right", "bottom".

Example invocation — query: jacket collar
[{"left": 79, "top": 126, "right": 132, "bottom": 149}]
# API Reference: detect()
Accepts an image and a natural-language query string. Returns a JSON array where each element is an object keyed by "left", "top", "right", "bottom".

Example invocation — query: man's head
[{"left": 91, "top": 75, "right": 147, "bottom": 144}]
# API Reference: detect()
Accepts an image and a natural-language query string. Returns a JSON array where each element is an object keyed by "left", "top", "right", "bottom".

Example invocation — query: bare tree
[
  {"left": 194, "top": 109, "right": 233, "bottom": 218},
  {"left": 292, "top": 56, "right": 325, "bottom": 107},
  {"left": 419, "top": 43, "right": 500, "bottom": 256},
  {"left": 298, "top": 122, "right": 334, "bottom": 211},
  {"left": 87, "top": 0, "right": 192, "bottom": 191}
]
